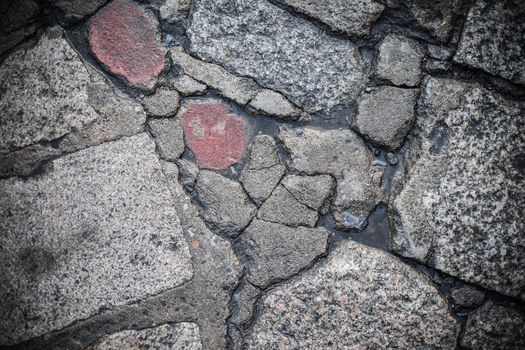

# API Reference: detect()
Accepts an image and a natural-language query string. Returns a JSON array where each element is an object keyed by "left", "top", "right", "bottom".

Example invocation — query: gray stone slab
[
  {"left": 149, "top": 118, "right": 185, "bottom": 161},
  {"left": 248, "top": 89, "right": 300, "bottom": 120},
  {"left": 281, "top": 174, "right": 335, "bottom": 214},
  {"left": 172, "top": 74, "right": 207, "bottom": 96},
  {"left": 141, "top": 87, "right": 180, "bottom": 117}
]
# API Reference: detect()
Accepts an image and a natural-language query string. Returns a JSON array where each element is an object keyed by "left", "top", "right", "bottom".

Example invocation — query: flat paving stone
[
  {"left": 0, "top": 134, "right": 193, "bottom": 345},
  {"left": 149, "top": 118, "right": 185, "bottom": 161},
  {"left": 141, "top": 87, "right": 180, "bottom": 117}
]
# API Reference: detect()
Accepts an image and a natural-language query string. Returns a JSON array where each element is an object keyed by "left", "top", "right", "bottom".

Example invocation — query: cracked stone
[
  {"left": 177, "top": 158, "right": 199, "bottom": 191},
  {"left": 405, "top": 0, "right": 459, "bottom": 41},
  {"left": 194, "top": 170, "right": 257, "bottom": 238},
  {"left": 391, "top": 77, "right": 525, "bottom": 297},
  {"left": 159, "top": 0, "right": 191, "bottom": 23},
  {"left": 88, "top": 0, "right": 166, "bottom": 90},
  {"left": 48, "top": 0, "right": 107, "bottom": 24},
  {"left": 149, "top": 118, "right": 185, "bottom": 161},
  {"left": 188, "top": 0, "right": 367, "bottom": 114},
  {"left": 172, "top": 74, "right": 207, "bottom": 96},
  {"left": 230, "top": 281, "right": 260, "bottom": 329},
  {"left": 245, "top": 240, "right": 459, "bottom": 349},
  {"left": 376, "top": 34, "right": 424, "bottom": 87},
  {"left": 0, "top": 134, "right": 193, "bottom": 345},
  {"left": 90, "top": 323, "right": 202, "bottom": 350},
  {"left": 454, "top": 0, "right": 525, "bottom": 85},
  {"left": 353, "top": 86, "right": 417, "bottom": 150},
  {"left": 248, "top": 89, "right": 300, "bottom": 121},
  {"left": 236, "top": 219, "right": 329, "bottom": 288},
  {"left": 281, "top": 174, "right": 335, "bottom": 214},
  {"left": 141, "top": 87, "right": 180, "bottom": 117},
  {"left": 449, "top": 285, "right": 485, "bottom": 308}
]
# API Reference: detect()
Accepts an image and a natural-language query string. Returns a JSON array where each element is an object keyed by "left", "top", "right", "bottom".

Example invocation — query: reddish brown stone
[
  {"left": 88, "top": 0, "right": 166, "bottom": 90},
  {"left": 181, "top": 101, "right": 247, "bottom": 172}
]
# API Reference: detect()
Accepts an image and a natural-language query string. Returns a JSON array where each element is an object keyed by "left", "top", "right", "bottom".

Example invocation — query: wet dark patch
[
  {"left": 429, "top": 122, "right": 450, "bottom": 154},
  {"left": 19, "top": 246, "right": 56, "bottom": 277}
]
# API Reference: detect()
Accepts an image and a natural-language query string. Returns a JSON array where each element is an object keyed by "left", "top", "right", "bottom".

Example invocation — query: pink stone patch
[
  {"left": 88, "top": 0, "right": 166, "bottom": 90},
  {"left": 181, "top": 101, "right": 247, "bottom": 171}
]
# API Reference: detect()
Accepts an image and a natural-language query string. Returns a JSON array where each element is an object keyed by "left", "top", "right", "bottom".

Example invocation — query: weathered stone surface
[
  {"left": 405, "top": 0, "right": 458, "bottom": 41},
  {"left": 90, "top": 323, "right": 202, "bottom": 350},
  {"left": 177, "top": 158, "right": 199, "bottom": 191},
  {"left": 236, "top": 219, "right": 329, "bottom": 288},
  {"left": 149, "top": 118, "right": 185, "bottom": 161},
  {"left": 172, "top": 74, "right": 207, "bottom": 96},
  {"left": 245, "top": 240, "right": 459, "bottom": 349},
  {"left": 0, "top": 134, "right": 193, "bottom": 345},
  {"left": 159, "top": 0, "right": 191, "bottom": 23},
  {"left": 89, "top": 0, "right": 166, "bottom": 90},
  {"left": 171, "top": 48, "right": 260, "bottom": 105},
  {"left": 376, "top": 34, "right": 424, "bottom": 87},
  {"left": 281, "top": 175, "right": 335, "bottom": 214},
  {"left": 141, "top": 87, "right": 180, "bottom": 117},
  {"left": 0, "top": 0, "right": 39, "bottom": 55},
  {"left": 230, "top": 281, "right": 260, "bottom": 328},
  {"left": 248, "top": 89, "right": 300, "bottom": 120},
  {"left": 450, "top": 285, "right": 485, "bottom": 308},
  {"left": 353, "top": 86, "right": 417, "bottom": 150},
  {"left": 460, "top": 302, "right": 525, "bottom": 349},
  {"left": 454, "top": 0, "right": 525, "bottom": 85},
  {"left": 188, "top": 0, "right": 367, "bottom": 114},
  {"left": 194, "top": 170, "right": 257, "bottom": 237},
  {"left": 179, "top": 99, "right": 247, "bottom": 171},
  {"left": 48, "top": 0, "right": 107, "bottom": 24},
  {"left": 391, "top": 77, "right": 525, "bottom": 297}
]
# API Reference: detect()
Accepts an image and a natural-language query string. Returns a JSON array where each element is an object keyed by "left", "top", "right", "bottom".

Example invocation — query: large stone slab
[
  {"left": 188, "top": 0, "right": 367, "bottom": 114},
  {"left": 245, "top": 240, "right": 459, "bottom": 348},
  {"left": 0, "top": 134, "right": 193, "bottom": 345},
  {"left": 391, "top": 77, "right": 525, "bottom": 297}
]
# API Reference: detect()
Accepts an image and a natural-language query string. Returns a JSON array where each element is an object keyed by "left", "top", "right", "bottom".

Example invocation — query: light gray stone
[
  {"left": 177, "top": 158, "right": 199, "bottom": 191},
  {"left": 188, "top": 0, "right": 367, "bottom": 114},
  {"left": 141, "top": 87, "right": 180, "bottom": 117},
  {"left": 236, "top": 219, "right": 329, "bottom": 288},
  {"left": 90, "top": 323, "right": 202, "bottom": 350},
  {"left": 248, "top": 89, "right": 300, "bottom": 120},
  {"left": 0, "top": 134, "right": 193, "bottom": 345},
  {"left": 194, "top": 170, "right": 257, "bottom": 237},
  {"left": 353, "top": 86, "right": 418, "bottom": 150},
  {"left": 149, "top": 118, "right": 185, "bottom": 161},
  {"left": 281, "top": 174, "right": 335, "bottom": 214},
  {"left": 391, "top": 77, "right": 525, "bottom": 297},
  {"left": 159, "top": 0, "right": 191, "bottom": 23},
  {"left": 376, "top": 34, "right": 424, "bottom": 87},
  {"left": 454, "top": 0, "right": 525, "bottom": 85},
  {"left": 450, "top": 285, "right": 485, "bottom": 308},
  {"left": 172, "top": 74, "right": 207, "bottom": 96},
  {"left": 245, "top": 240, "right": 459, "bottom": 349}
]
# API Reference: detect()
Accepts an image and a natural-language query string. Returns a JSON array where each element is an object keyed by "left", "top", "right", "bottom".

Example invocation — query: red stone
[
  {"left": 88, "top": 0, "right": 166, "bottom": 90},
  {"left": 181, "top": 101, "right": 247, "bottom": 171}
]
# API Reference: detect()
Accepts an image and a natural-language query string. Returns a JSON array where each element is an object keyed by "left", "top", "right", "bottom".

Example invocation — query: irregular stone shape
[
  {"left": 230, "top": 281, "right": 260, "bottom": 329},
  {"left": 376, "top": 34, "right": 424, "bottom": 87},
  {"left": 194, "top": 170, "right": 257, "bottom": 238},
  {"left": 48, "top": 0, "right": 107, "bottom": 24},
  {"left": 236, "top": 219, "right": 329, "bottom": 288},
  {"left": 405, "top": 0, "right": 458, "bottom": 41},
  {"left": 460, "top": 302, "right": 525, "bottom": 350},
  {"left": 159, "top": 0, "right": 191, "bottom": 23},
  {"left": 172, "top": 74, "right": 207, "bottom": 96},
  {"left": 180, "top": 99, "right": 247, "bottom": 171},
  {"left": 353, "top": 86, "right": 417, "bottom": 150},
  {"left": 141, "top": 87, "right": 180, "bottom": 117},
  {"left": 428, "top": 44, "right": 453, "bottom": 61},
  {"left": 278, "top": 127, "right": 383, "bottom": 230},
  {"left": 0, "top": 134, "right": 193, "bottom": 345},
  {"left": 454, "top": 0, "right": 525, "bottom": 85},
  {"left": 188, "top": 0, "right": 367, "bottom": 114},
  {"left": 391, "top": 77, "right": 525, "bottom": 297},
  {"left": 241, "top": 135, "right": 285, "bottom": 205},
  {"left": 171, "top": 48, "right": 260, "bottom": 105},
  {"left": 245, "top": 240, "right": 459, "bottom": 349},
  {"left": 90, "top": 323, "right": 202, "bottom": 350},
  {"left": 248, "top": 89, "right": 300, "bottom": 120},
  {"left": 450, "top": 285, "right": 485, "bottom": 308},
  {"left": 88, "top": 0, "right": 166, "bottom": 90},
  {"left": 276, "top": 0, "right": 384, "bottom": 36},
  {"left": 281, "top": 174, "right": 335, "bottom": 214},
  {"left": 177, "top": 158, "right": 199, "bottom": 191},
  {"left": 149, "top": 118, "right": 185, "bottom": 161}
]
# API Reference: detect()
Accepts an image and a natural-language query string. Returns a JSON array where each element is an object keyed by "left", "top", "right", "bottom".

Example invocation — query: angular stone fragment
[
  {"left": 88, "top": 0, "right": 166, "bottom": 90},
  {"left": 230, "top": 281, "right": 260, "bottom": 328},
  {"left": 194, "top": 170, "right": 257, "bottom": 237},
  {"left": 405, "top": 0, "right": 458, "bottom": 41},
  {"left": 248, "top": 89, "right": 300, "bottom": 120},
  {"left": 90, "top": 323, "right": 202, "bottom": 350},
  {"left": 245, "top": 240, "right": 459, "bottom": 349},
  {"left": 171, "top": 48, "right": 260, "bottom": 105},
  {"left": 159, "top": 0, "right": 191, "bottom": 23},
  {"left": 172, "top": 74, "right": 207, "bottom": 96},
  {"left": 48, "top": 0, "right": 107, "bottom": 24},
  {"left": 391, "top": 77, "right": 525, "bottom": 297},
  {"left": 353, "top": 86, "right": 417, "bottom": 150},
  {"left": 454, "top": 0, "right": 525, "bottom": 85},
  {"left": 188, "top": 0, "right": 367, "bottom": 114},
  {"left": 376, "top": 34, "right": 424, "bottom": 87},
  {"left": 236, "top": 219, "right": 329, "bottom": 288},
  {"left": 450, "top": 285, "right": 485, "bottom": 308},
  {"left": 0, "top": 134, "right": 193, "bottom": 345},
  {"left": 177, "top": 158, "right": 199, "bottom": 191},
  {"left": 141, "top": 87, "right": 180, "bottom": 117},
  {"left": 149, "top": 118, "right": 185, "bottom": 161},
  {"left": 281, "top": 175, "right": 335, "bottom": 214}
]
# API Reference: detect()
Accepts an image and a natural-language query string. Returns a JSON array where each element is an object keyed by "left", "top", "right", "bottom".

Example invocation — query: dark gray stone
[
  {"left": 149, "top": 118, "right": 185, "bottom": 161},
  {"left": 0, "top": 0, "right": 39, "bottom": 55},
  {"left": 141, "top": 87, "right": 180, "bottom": 117},
  {"left": 230, "top": 281, "right": 260, "bottom": 329},
  {"left": 281, "top": 174, "right": 335, "bottom": 214},
  {"left": 48, "top": 0, "right": 107, "bottom": 24},
  {"left": 405, "top": 0, "right": 459, "bottom": 41},
  {"left": 177, "top": 158, "right": 199, "bottom": 191},
  {"left": 450, "top": 285, "right": 485, "bottom": 308}
]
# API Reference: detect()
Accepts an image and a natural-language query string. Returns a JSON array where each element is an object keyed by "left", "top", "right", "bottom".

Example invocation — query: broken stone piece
[
  {"left": 230, "top": 281, "right": 260, "bottom": 329},
  {"left": 159, "top": 0, "right": 191, "bottom": 23},
  {"left": 405, "top": 0, "right": 458, "bottom": 41},
  {"left": 281, "top": 174, "right": 335, "bottom": 214},
  {"left": 172, "top": 74, "right": 207, "bottom": 96},
  {"left": 149, "top": 118, "right": 185, "bottom": 161},
  {"left": 248, "top": 89, "right": 300, "bottom": 120},
  {"left": 141, "top": 87, "right": 180, "bottom": 117},
  {"left": 449, "top": 285, "right": 485, "bottom": 308},
  {"left": 177, "top": 158, "right": 199, "bottom": 191}
]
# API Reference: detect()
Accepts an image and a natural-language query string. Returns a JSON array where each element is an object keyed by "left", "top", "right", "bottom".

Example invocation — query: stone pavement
[{"left": 0, "top": 0, "right": 524, "bottom": 349}]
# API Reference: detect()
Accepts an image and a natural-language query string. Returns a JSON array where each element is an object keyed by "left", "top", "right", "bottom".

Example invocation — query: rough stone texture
[
  {"left": 248, "top": 89, "right": 300, "bottom": 120},
  {"left": 353, "top": 86, "right": 417, "bottom": 150},
  {"left": 48, "top": 0, "right": 107, "bottom": 24},
  {"left": 149, "top": 118, "right": 185, "bottom": 161},
  {"left": 171, "top": 48, "right": 260, "bottom": 105},
  {"left": 88, "top": 0, "right": 166, "bottom": 90},
  {"left": 177, "top": 158, "right": 199, "bottom": 191},
  {"left": 281, "top": 175, "right": 335, "bottom": 214},
  {"left": 376, "top": 34, "right": 424, "bottom": 87},
  {"left": 460, "top": 302, "right": 525, "bottom": 350},
  {"left": 405, "top": 0, "right": 458, "bottom": 41},
  {"left": 194, "top": 170, "right": 257, "bottom": 238},
  {"left": 276, "top": 0, "right": 384, "bottom": 36},
  {"left": 236, "top": 219, "right": 329, "bottom": 288},
  {"left": 89, "top": 323, "right": 202, "bottom": 350},
  {"left": 0, "top": 0, "right": 39, "bottom": 55},
  {"left": 188, "top": 0, "right": 367, "bottom": 114},
  {"left": 0, "top": 134, "right": 193, "bottom": 345},
  {"left": 450, "top": 285, "right": 485, "bottom": 308},
  {"left": 245, "top": 240, "right": 459, "bottom": 349},
  {"left": 454, "top": 0, "right": 525, "bottom": 85},
  {"left": 278, "top": 127, "right": 384, "bottom": 230},
  {"left": 141, "top": 87, "right": 180, "bottom": 117},
  {"left": 391, "top": 77, "right": 525, "bottom": 297},
  {"left": 159, "top": 0, "right": 191, "bottom": 23},
  {"left": 179, "top": 99, "right": 247, "bottom": 171},
  {"left": 172, "top": 74, "right": 207, "bottom": 96},
  {"left": 230, "top": 281, "right": 260, "bottom": 329}
]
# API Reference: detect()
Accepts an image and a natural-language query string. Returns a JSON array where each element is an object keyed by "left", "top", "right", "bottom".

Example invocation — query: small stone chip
[
  {"left": 172, "top": 74, "right": 207, "bottom": 96},
  {"left": 248, "top": 89, "right": 300, "bottom": 120},
  {"left": 141, "top": 87, "right": 180, "bottom": 117}
]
